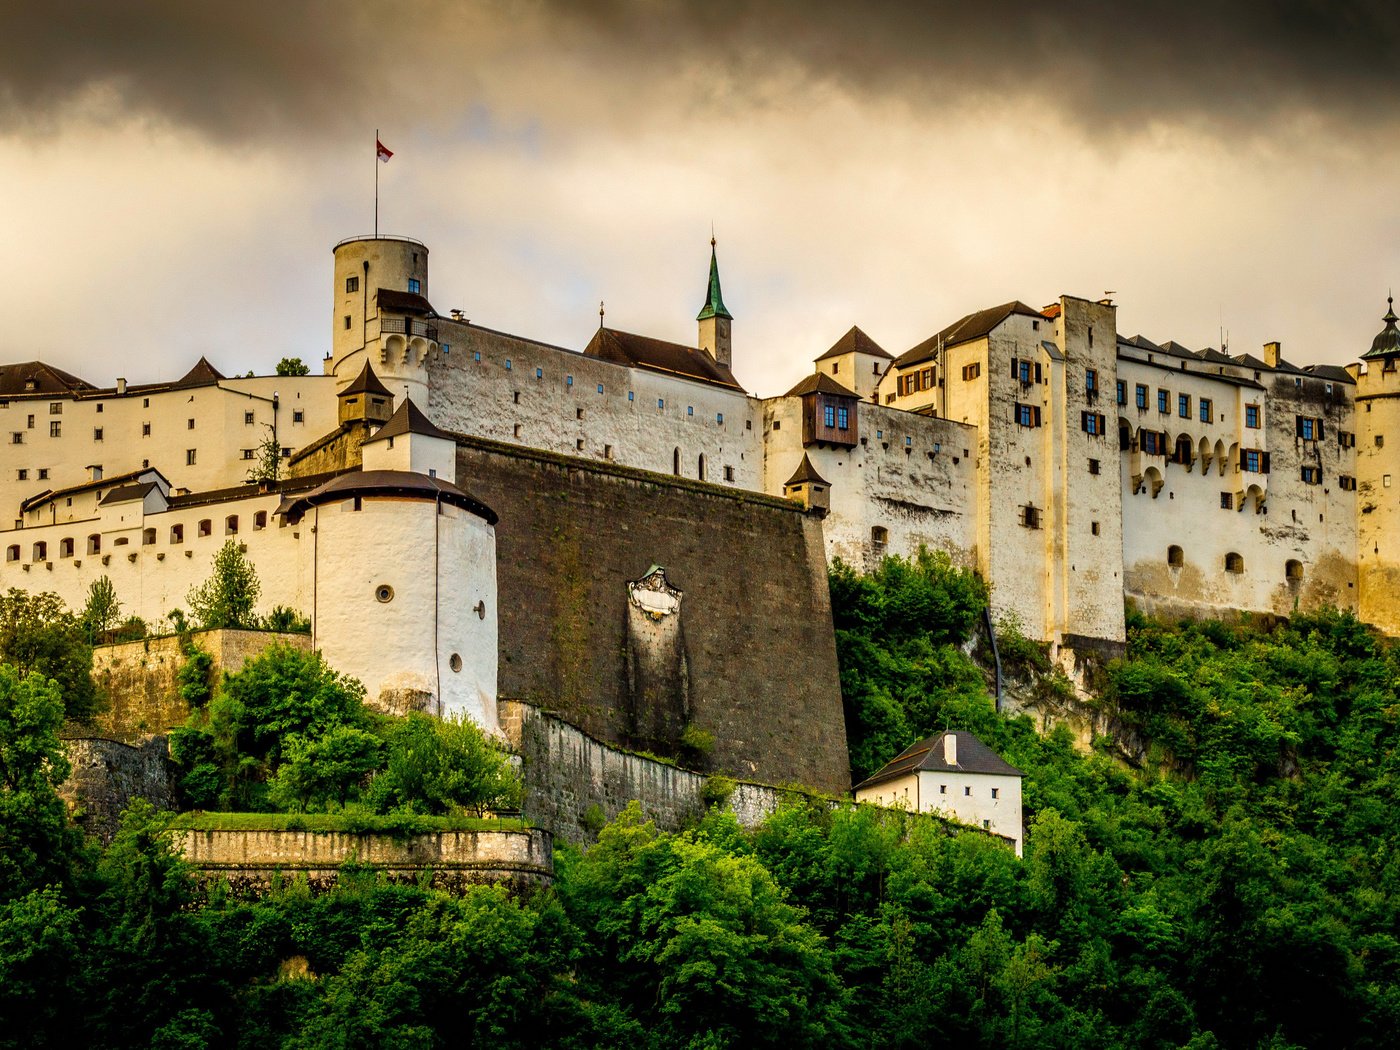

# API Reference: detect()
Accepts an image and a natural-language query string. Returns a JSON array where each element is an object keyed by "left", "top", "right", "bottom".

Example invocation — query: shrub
[
  {"left": 369, "top": 713, "right": 521, "bottom": 817},
  {"left": 187, "top": 540, "right": 261, "bottom": 630}
]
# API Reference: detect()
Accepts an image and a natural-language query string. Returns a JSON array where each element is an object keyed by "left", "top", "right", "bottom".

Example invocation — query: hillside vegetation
[{"left": 2, "top": 556, "right": 1399, "bottom": 1047}]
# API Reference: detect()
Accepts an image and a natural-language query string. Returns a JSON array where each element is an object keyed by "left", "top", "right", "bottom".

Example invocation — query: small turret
[
  {"left": 337, "top": 362, "right": 395, "bottom": 427},
  {"left": 1363, "top": 296, "right": 1400, "bottom": 361},
  {"left": 697, "top": 238, "right": 733, "bottom": 370}
]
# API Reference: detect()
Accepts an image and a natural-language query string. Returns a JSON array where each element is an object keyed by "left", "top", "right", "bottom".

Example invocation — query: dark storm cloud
[{"left": 2, "top": 1, "right": 1398, "bottom": 139}]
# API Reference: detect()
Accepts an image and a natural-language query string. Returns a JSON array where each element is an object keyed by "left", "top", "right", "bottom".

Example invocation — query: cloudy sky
[{"left": 2, "top": 1, "right": 1399, "bottom": 395}]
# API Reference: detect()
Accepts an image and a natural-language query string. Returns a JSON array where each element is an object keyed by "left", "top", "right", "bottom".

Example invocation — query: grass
[{"left": 167, "top": 811, "right": 528, "bottom": 835}]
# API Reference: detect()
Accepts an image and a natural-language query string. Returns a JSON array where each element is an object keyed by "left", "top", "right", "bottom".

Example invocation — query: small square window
[
  {"left": 1091, "top": 521, "right": 1101, "bottom": 535},
  {"left": 344, "top": 315, "right": 352, "bottom": 330},
  {"left": 1088, "top": 458, "right": 1100, "bottom": 475},
  {"left": 628, "top": 391, "right": 634, "bottom": 401},
  {"left": 95, "top": 404, "right": 103, "bottom": 413},
  {"left": 536, "top": 368, "right": 543, "bottom": 379},
  {"left": 964, "top": 786, "right": 972, "bottom": 796},
  {"left": 724, "top": 465, "right": 735, "bottom": 482},
  {"left": 939, "top": 785, "right": 946, "bottom": 794},
  {"left": 293, "top": 410, "right": 304, "bottom": 423},
  {"left": 186, "top": 449, "right": 197, "bottom": 465},
  {"left": 576, "top": 439, "right": 585, "bottom": 451},
  {"left": 407, "top": 278, "right": 421, "bottom": 294},
  {"left": 717, "top": 412, "right": 724, "bottom": 424},
  {"left": 1220, "top": 491, "right": 1233, "bottom": 509},
  {"left": 48, "top": 421, "right": 60, "bottom": 438},
  {"left": 16, "top": 469, "right": 26, "bottom": 481},
  {"left": 566, "top": 375, "right": 573, "bottom": 387},
  {"left": 187, "top": 418, "right": 195, "bottom": 430},
  {"left": 142, "top": 423, "right": 151, "bottom": 437},
  {"left": 505, "top": 359, "right": 512, "bottom": 371},
  {"left": 474, "top": 351, "right": 481, "bottom": 362},
  {"left": 346, "top": 275, "right": 359, "bottom": 293},
  {"left": 37, "top": 469, "right": 47, "bottom": 480},
  {"left": 687, "top": 406, "right": 694, "bottom": 416},
  {"left": 242, "top": 449, "right": 254, "bottom": 460},
  {"left": 597, "top": 383, "right": 604, "bottom": 394},
  {"left": 93, "top": 428, "right": 102, "bottom": 441},
  {"left": 658, "top": 398, "right": 665, "bottom": 409},
  {"left": 991, "top": 787, "right": 999, "bottom": 799},
  {"left": 576, "top": 408, "right": 584, "bottom": 420}
]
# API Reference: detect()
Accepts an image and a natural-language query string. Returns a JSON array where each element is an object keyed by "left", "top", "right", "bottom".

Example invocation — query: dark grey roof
[
  {"left": 280, "top": 469, "right": 496, "bottom": 525},
  {"left": 1306, "top": 363, "right": 1356, "bottom": 385},
  {"left": 99, "top": 481, "right": 160, "bottom": 506},
  {"left": 584, "top": 327, "right": 744, "bottom": 391},
  {"left": 173, "top": 356, "right": 225, "bottom": 388},
  {"left": 1363, "top": 297, "right": 1400, "bottom": 360},
  {"left": 784, "top": 453, "right": 829, "bottom": 487},
  {"left": 815, "top": 326, "right": 893, "bottom": 362},
  {"left": 784, "top": 372, "right": 860, "bottom": 398},
  {"left": 362, "top": 399, "right": 453, "bottom": 445},
  {"left": 21, "top": 467, "right": 168, "bottom": 513},
  {"left": 0, "top": 361, "right": 95, "bottom": 396},
  {"left": 895, "top": 301, "right": 1046, "bottom": 369},
  {"left": 376, "top": 288, "right": 436, "bottom": 315},
  {"left": 854, "top": 730, "right": 1023, "bottom": 791},
  {"left": 340, "top": 361, "right": 393, "bottom": 398}
]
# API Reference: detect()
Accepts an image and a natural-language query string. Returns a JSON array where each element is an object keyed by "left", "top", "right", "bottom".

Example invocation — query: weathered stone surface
[
  {"left": 58, "top": 736, "right": 174, "bottom": 843},
  {"left": 174, "top": 827, "right": 553, "bottom": 897},
  {"left": 460, "top": 438, "right": 851, "bottom": 794}
]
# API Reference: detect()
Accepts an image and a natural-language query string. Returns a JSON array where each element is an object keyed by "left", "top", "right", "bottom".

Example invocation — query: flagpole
[{"left": 374, "top": 128, "right": 379, "bottom": 238}]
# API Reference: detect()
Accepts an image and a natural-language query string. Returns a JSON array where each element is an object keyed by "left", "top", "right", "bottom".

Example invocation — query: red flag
[{"left": 376, "top": 139, "right": 393, "bottom": 163}]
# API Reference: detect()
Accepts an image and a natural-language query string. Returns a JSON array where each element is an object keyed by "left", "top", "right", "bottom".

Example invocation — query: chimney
[
  {"left": 1263, "top": 341, "right": 1282, "bottom": 368},
  {"left": 943, "top": 733, "right": 958, "bottom": 766},
  {"left": 115, "top": 377, "right": 127, "bottom": 395}
]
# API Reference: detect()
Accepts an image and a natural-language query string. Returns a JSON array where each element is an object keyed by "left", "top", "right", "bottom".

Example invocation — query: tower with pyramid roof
[{"left": 696, "top": 238, "right": 733, "bottom": 370}]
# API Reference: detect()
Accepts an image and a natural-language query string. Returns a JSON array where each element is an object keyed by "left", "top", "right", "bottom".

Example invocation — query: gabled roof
[
  {"left": 895, "top": 302, "right": 1046, "bottom": 369},
  {"left": 339, "top": 361, "right": 394, "bottom": 399},
  {"left": 362, "top": 399, "right": 454, "bottom": 445},
  {"left": 784, "top": 372, "right": 859, "bottom": 398},
  {"left": 1306, "top": 363, "right": 1356, "bottom": 385},
  {"left": 815, "top": 325, "right": 892, "bottom": 362},
  {"left": 376, "top": 288, "right": 435, "bottom": 316},
  {"left": 20, "top": 467, "right": 170, "bottom": 514},
  {"left": 280, "top": 469, "right": 496, "bottom": 525},
  {"left": 584, "top": 327, "right": 745, "bottom": 391},
  {"left": 854, "top": 730, "right": 1023, "bottom": 791},
  {"left": 173, "top": 356, "right": 225, "bottom": 388},
  {"left": 784, "top": 453, "right": 829, "bottom": 488},
  {"left": 98, "top": 481, "right": 161, "bottom": 506},
  {"left": 696, "top": 244, "right": 732, "bottom": 322},
  {"left": 0, "top": 361, "right": 96, "bottom": 396}
]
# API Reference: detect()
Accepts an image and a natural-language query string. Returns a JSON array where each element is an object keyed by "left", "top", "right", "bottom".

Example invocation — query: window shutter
[
  {"left": 1034, "top": 406, "right": 1042, "bottom": 427},
  {"left": 1011, "top": 360, "right": 1019, "bottom": 380},
  {"left": 1296, "top": 417, "right": 1304, "bottom": 438},
  {"left": 1317, "top": 421, "right": 1325, "bottom": 440},
  {"left": 1262, "top": 452, "right": 1271, "bottom": 474},
  {"left": 1098, "top": 413, "right": 1106, "bottom": 433},
  {"left": 1035, "top": 363, "right": 1043, "bottom": 383}
]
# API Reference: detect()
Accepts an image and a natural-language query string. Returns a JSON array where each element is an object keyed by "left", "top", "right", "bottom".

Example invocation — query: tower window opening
[{"left": 1168, "top": 545, "right": 1184, "bottom": 567}]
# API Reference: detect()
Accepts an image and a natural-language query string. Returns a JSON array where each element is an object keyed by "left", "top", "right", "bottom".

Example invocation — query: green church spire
[{"left": 696, "top": 238, "right": 732, "bottom": 322}]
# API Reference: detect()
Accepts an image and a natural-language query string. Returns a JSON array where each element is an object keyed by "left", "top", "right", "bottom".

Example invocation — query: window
[
  {"left": 1116, "top": 379, "right": 1126, "bottom": 405},
  {"left": 37, "top": 469, "right": 46, "bottom": 480},
  {"left": 345, "top": 275, "right": 358, "bottom": 293},
  {"left": 567, "top": 376, "right": 574, "bottom": 387},
  {"left": 697, "top": 454, "right": 706, "bottom": 480},
  {"left": 242, "top": 449, "right": 254, "bottom": 460},
  {"left": 576, "top": 439, "right": 585, "bottom": 451},
  {"left": 142, "top": 423, "right": 151, "bottom": 436},
  {"left": 142, "top": 528, "right": 156, "bottom": 546},
  {"left": 717, "top": 412, "right": 724, "bottom": 424},
  {"left": 198, "top": 519, "right": 212, "bottom": 537},
  {"left": 1200, "top": 397, "right": 1212, "bottom": 423},
  {"left": 1157, "top": 389, "right": 1169, "bottom": 413},
  {"left": 872, "top": 526, "right": 889, "bottom": 548},
  {"left": 513, "top": 424, "right": 521, "bottom": 438},
  {"left": 96, "top": 404, "right": 102, "bottom": 413},
  {"left": 293, "top": 410, "right": 304, "bottom": 423},
  {"left": 939, "top": 785, "right": 947, "bottom": 794},
  {"left": 658, "top": 398, "right": 665, "bottom": 410},
  {"left": 1085, "top": 368, "right": 1098, "bottom": 395},
  {"left": 344, "top": 315, "right": 352, "bottom": 330},
  {"left": 407, "top": 278, "right": 420, "bottom": 294},
  {"left": 243, "top": 411, "right": 255, "bottom": 426},
  {"left": 962, "top": 362, "right": 981, "bottom": 381},
  {"left": 187, "top": 418, "right": 195, "bottom": 430},
  {"left": 1135, "top": 384, "right": 1148, "bottom": 409},
  {"left": 831, "top": 362, "right": 838, "bottom": 374},
  {"left": 1178, "top": 393, "right": 1190, "bottom": 418},
  {"left": 685, "top": 404, "right": 692, "bottom": 416},
  {"left": 1141, "top": 430, "right": 1165, "bottom": 456},
  {"left": 86, "top": 535, "right": 100, "bottom": 555},
  {"left": 1091, "top": 521, "right": 1101, "bottom": 535},
  {"left": 33, "top": 542, "right": 47, "bottom": 562},
  {"left": 1168, "top": 544, "right": 1184, "bottom": 567},
  {"left": 1286, "top": 559, "right": 1304, "bottom": 582},
  {"left": 1339, "top": 430, "right": 1355, "bottom": 449},
  {"left": 1301, "top": 466, "right": 1321, "bottom": 484},
  {"left": 824, "top": 404, "right": 835, "bottom": 427},
  {"left": 1224, "top": 552, "right": 1244, "bottom": 574},
  {"left": 1339, "top": 474, "right": 1357, "bottom": 491},
  {"left": 673, "top": 448, "right": 681, "bottom": 475},
  {"left": 1220, "top": 492, "right": 1234, "bottom": 510},
  {"left": 1245, "top": 404, "right": 1260, "bottom": 428},
  {"left": 186, "top": 449, "right": 197, "bottom": 465},
  {"left": 48, "top": 421, "right": 60, "bottom": 437},
  {"left": 964, "top": 786, "right": 972, "bottom": 796},
  {"left": 1241, "top": 448, "right": 1267, "bottom": 473},
  {"left": 576, "top": 408, "right": 584, "bottom": 421},
  {"left": 991, "top": 787, "right": 1000, "bottom": 799},
  {"left": 225, "top": 515, "right": 239, "bottom": 535},
  {"left": 1088, "top": 458, "right": 1100, "bottom": 475},
  {"left": 1021, "top": 504, "right": 1041, "bottom": 529},
  {"left": 15, "top": 469, "right": 25, "bottom": 481},
  {"left": 49, "top": 403, "right": 61, "bottom": 415},
  {"left": 724, "top": 465, "right": 734, "bottom": 481},
  {"left": 1012, "top": 358, "right": 1040, "bottom": 384},
  {"left": 904, "top": 435, "right": 911, "bottom": 446},
  {"left": 59, "top": 538, "right": 73, "bottom": 558},
  {"left": 838, "top": 406, "right": 850, "bottom": 429},
  {"left": 1172, "top": 434, "right": 1193, "bottom": 465},
  {"left": 1387, "top": 474, "right": 1394, "bottom": 488},
  {"left": 9, "top": 434, "right": 19, "bottom": 444},
  {"left": 535, "top": 368, "right": 543, "bottom": 379},
  {"left": 1015, "top": 403, "right": 1041, "bottom": 427},
  {"left": 504, "top": 359, "right": 512, "bottom": 370},
  {"left": 93, "top": 428, "right": 102, "bottom": 441},
  {"left": 1080, "top": 411, "right": 1106, "bottom": 435},
  {"left": 254, "top": 511, "right": 267, "bottom": 530},
  {"left": 4, "top": 546, "right": 16, "bottom": 563},
  {"left": 1378, "top": 435, "right": 1385, "bottom": 448},
  {"left": 597, "top": 383, "right": 605, "bottom": 394}
]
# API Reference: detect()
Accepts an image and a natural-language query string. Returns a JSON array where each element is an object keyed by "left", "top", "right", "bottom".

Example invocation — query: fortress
[{"left": 6, "top": 233, "right": 1400, "bottom": 791}]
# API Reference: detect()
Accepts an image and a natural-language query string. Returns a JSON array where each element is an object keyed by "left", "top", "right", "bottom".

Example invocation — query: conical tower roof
[
  {"left": 1363, "top": 296, "right": 1400, "bottom": 359},
  {"left": 784, "top": 453, "right": 830, "bottom": 488},
  {"left": 696, "top": 241, "right": 732, "bottom": 322}
]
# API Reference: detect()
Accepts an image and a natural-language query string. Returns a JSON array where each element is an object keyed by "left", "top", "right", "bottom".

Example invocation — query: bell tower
[{"left": 696, "top": 238, "right": 733, "bottom": 370}]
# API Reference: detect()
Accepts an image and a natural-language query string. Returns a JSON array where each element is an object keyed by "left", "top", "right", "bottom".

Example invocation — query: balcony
[{"left": 380, "top": 317, "right": 438, "bottom": 342}]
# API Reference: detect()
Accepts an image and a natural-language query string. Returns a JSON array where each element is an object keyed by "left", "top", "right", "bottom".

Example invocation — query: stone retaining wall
[{"left": 174, "top": 826, "right": 553, "bottom": 896}]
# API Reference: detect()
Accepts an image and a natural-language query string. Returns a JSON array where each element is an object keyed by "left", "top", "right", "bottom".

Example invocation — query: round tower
[
  {"left": 285, "top": 470, "right": 500, "bottom": 731},
  {"left": 1355, "top": 297, "right": 1400, "bottom": 635},
  {"left": 330, "top": 236, "right": 433, "bottom": 407}
]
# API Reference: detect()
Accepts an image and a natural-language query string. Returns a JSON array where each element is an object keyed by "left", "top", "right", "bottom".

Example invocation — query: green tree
[
  {"left": 0, "top": 887, "right": 88, "bottom": 1048},
  {"left": 187, "top": 540, "right": 261, "bottom": 629},
  {"left": 0, "top": 668, "right": 79, "bottom": 900},
  {"left": 269, "top": 726, "right": 384, "bottom": 811},
  {"left": 80, "top": 575, "right": 121, "bottom": 643},
  {"left": 0, "top": 589, "right": 97, "bottom": 720},
  {"left": 275, "top": 357, "right": 310, "bottom": 376},
  {"left": 370, "top": 713, "right": 520, "bottom": 816},
  {"left": 246, "top": 424, "right": 280, "bottom": 483}
]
